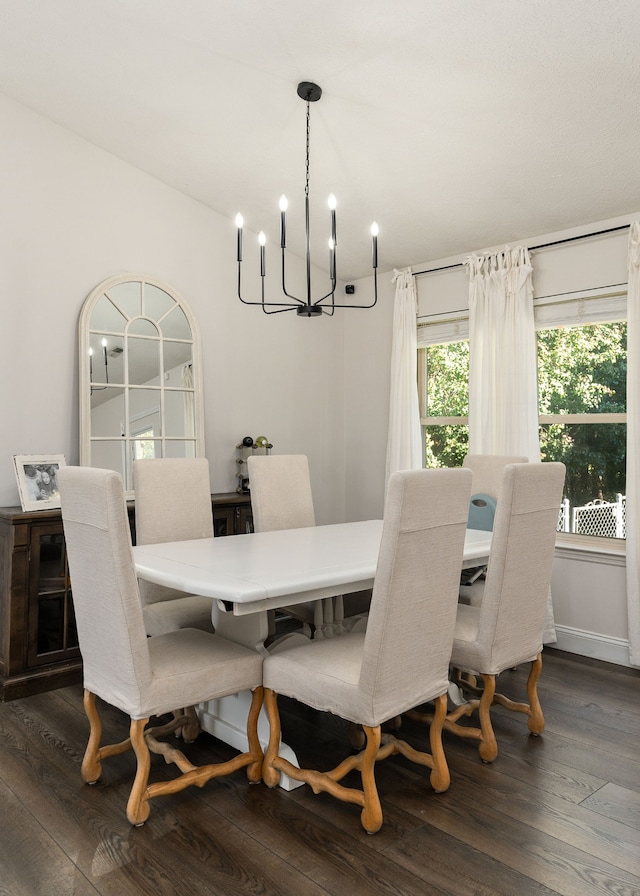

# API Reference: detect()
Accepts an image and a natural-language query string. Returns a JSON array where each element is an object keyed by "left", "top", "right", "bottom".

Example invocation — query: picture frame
[{"left": 13, "top": 454, "right": 67, "bottom": 512}]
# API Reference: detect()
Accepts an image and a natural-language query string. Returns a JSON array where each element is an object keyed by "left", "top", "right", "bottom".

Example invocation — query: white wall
[
  {"left": 343, "top": 270, "right": 395, "bottom": 522},
  {"left": 345, "top": 215, "right": 636, "bottom": 666},
  {"left": 0, "top": 94, "right": 346, "bottom": 524}
]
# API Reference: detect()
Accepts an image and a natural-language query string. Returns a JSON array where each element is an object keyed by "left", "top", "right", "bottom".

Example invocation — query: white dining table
[{"left": 133, "top": 520, "right": 492, "bottom": 789}]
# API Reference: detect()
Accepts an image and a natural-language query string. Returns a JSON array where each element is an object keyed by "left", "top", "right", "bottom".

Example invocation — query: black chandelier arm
[
  {"left": 237, "top": 261, "right": 377, "bottom": 314},
  {"left": 280, "top": 249, "right": 306, "bottom": 304},
  {"left": 237, "top": 263, "right": 306, "bottom": 310},
  {"left": 320, "top": 267, "right": 379, "bottom": 311}
]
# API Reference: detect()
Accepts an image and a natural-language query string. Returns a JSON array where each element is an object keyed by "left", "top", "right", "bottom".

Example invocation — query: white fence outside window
[{"left": 557, "top": 494, "right": 626, "bottom": 539}]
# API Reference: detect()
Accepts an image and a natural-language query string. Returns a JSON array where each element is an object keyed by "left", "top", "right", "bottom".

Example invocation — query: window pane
[
  {"left": 540, "top": 421, "right": 626, "bottom": 505},
  {"left": 537, "top": 322, "right": 627, "bottom": 415},
  {"left": 537, "top": 321, "right": 626, "bottom": 540},
  {"left": 425, "top": 341, "right": 469, "bottom": 417},
  {"left": 425, "top": 425, "right": 469, "bottom": 468}
]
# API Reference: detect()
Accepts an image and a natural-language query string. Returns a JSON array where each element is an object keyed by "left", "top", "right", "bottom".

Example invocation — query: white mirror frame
[{"left": 78, "top": 273, "right": 206, "bottom": 496}]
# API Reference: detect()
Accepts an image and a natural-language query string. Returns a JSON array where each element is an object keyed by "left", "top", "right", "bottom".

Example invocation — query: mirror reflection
[{"left": 79, "top": 275, "right": 205, "bottom": 493}]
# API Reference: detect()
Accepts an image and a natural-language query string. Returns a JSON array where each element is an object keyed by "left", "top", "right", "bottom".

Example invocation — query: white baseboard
[{"left": 553, "top": 625, "right": 631, "bottom": 667}]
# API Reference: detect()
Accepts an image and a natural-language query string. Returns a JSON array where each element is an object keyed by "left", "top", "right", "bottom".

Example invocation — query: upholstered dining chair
[
  {"left": 459, "top": 453, "right": 528, "bottom": 604},
  {"left": 247, "top": 454, "right": 338, "bottom": 638},
  {"left": 58, "top": 466, "right": 264, "bottom": 826},
  {"left": 133, "top": 457, "right": 215, "bottom": 636},
  {"left": 463, "top": 454, "right": 529, "bottom": 504},
  {"left": 410, "top": 462, "right": 565, "bottom": 763},
  {"left": 261, "top": 467, "right": 472, "bottom": 833}
]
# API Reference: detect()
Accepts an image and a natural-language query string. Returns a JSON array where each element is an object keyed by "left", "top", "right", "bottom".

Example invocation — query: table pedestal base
[
  {"left": 198, "top": 691, "right": 303, "bottom": 791},
  {"left": 198, "top": 605, "right": 306, "bottom": 789}
]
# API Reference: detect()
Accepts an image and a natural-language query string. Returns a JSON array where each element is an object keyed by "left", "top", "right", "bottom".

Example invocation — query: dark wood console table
[{"left": 0, "top": 492, "right": 252, "bottom": 701}]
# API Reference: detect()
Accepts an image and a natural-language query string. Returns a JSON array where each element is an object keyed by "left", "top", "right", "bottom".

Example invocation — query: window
[
  {"left": 418, "top": 290, "right": 627, "bottom": 542},
  {"left": 537, "top": 320, "right": 626, "bottom": 540},
  {"left": 419, "top": 341, "right": 469, "bottom": 467},
  {"left": 417, "top": 315, "right": 470, "bottom": 468}
]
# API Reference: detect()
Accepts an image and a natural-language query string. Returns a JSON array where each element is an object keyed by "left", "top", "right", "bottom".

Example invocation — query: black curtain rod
[{"left": 412, "top": 223, "right": 631, "bottom": 277}]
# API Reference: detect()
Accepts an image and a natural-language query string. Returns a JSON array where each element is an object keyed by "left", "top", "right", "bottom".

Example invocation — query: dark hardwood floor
[{"left": 1, "top": 648, "right": 639, "bottom": 896}]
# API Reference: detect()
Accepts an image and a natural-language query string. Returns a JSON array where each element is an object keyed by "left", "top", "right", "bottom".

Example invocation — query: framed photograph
[{"left": 13, "top": 454, "right": 67, "bottom": 512}]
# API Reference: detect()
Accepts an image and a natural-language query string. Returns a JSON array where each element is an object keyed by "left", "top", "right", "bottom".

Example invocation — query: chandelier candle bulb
[
  {"left": 328, "top": 193, "right": 337, "bottom": 244},
  {"left": 258, "top": 231, "right": 266, "bottom": 276},
  {"left": 235, "top": 213, "right": 243, "bottom": 262},
  {"left": 279, "top": 195, "right": 288, "bottom": 248},
  {"left": 371, "top": 222, "right": 379, "bottom": 269}
]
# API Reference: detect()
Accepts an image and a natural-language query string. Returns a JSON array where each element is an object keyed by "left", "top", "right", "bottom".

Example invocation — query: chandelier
[{"left": 235, "top": 81, "right": 379, "bottom": 317}]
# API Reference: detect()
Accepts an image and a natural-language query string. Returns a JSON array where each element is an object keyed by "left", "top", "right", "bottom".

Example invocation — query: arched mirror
[{"left": 79, "top": 274, "right": 205, "bottom": 494}]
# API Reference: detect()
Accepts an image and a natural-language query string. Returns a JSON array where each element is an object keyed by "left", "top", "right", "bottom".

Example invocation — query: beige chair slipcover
[
  {"left": 133, "top": 457, "right": 215, "bottom": 636},
  {"left": 459, "top": 453, "right": 528, "bottom": 606},
  {"left": 462, "top": 453, "right": 530, "bottom": 501},
  {"left": 261, "top": 467, "right": 472, "bottom": 833},
  {"left": 59, "top": 466, "right": 263, "bottom": 825},
  {"left": 248, "top": 454, "right": 338, "bottom": 637},
  {"left": 412, "top": 462, "right": 566, "bottom": 762}
]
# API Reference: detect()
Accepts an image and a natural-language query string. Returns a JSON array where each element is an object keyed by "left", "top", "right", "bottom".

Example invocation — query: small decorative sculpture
[{"left": 235, "top": 436, "right": 272, "bottom": 493}]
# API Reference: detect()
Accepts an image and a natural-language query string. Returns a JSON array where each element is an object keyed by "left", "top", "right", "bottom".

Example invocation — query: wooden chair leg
[
  {"left": 177, "top": 705, "right": 201, "bottom": 743},
  {"left": 477, "top": 674, "right": 498, "bottom": 762},
  {"left": 126, "top": 718, "right": 152, "bottom": 826},
  {"left": 262, "top": 687, "right": 283, "bottom": 789},
  {"left": 81, "top": 690, "right": 104, "bottom": 783},
  {"left": 263, "top": 687, "right": 452, "bottom": 834},
  {"left": 83, "top": 690, "right": 264, "bottom": 826},
  {"left": 491, "top": 653, "right": 545, "bottom": 735},
  {"left": 246, "top": 686, "right": 265, "bottom": 783},
  {"left": 359, "top": 725, "right": 383, "bottom": 834},
  {"left": 81, "top": 689, "right": 133, "bottom": 783},
  {"left": 428, "top": 693, "right": 451, "bottom": 792},
  {"left": 526, "top": 653, "right": 545, "bottom": 734}
]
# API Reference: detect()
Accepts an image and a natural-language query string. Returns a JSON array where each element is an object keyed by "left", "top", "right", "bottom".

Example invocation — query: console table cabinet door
[
  {"left": 211, "top": 493, "right": 253, "bottom": 536},
  {"left": 27, "top": 521, "right": 79, "bottom": 667}
]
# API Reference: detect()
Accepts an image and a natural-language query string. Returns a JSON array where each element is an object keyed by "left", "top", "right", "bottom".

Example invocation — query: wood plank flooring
[{"left": 0, "top": 648, "right": 638, "bottom": 896}]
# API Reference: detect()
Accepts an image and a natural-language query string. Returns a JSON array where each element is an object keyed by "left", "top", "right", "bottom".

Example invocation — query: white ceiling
[{"left": 2, "top": 0, "right": 640, "bottom": 280}]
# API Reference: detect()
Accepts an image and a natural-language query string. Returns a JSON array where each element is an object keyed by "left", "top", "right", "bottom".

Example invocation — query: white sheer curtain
[
  {"left": 626, "top": 223, "right": 640, "bottom": 666},
  {"left": 465, "top": 246, "right": 555, "bottom": 643},
  {"left": 466, "top": 246, "right": 540, "bottom": 460},
  {"left": 385, "top": 269, "right": 422, "bottom": 483}
]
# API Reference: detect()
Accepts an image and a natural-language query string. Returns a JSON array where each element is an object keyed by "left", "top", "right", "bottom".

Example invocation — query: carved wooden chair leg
[
  {"left": 491, "top": 652, "right": 545, "bottom": 736},
  {"left": 126, "top": 717, "right": 152, "bottom": 826},
  {"left": 81, "top": 690, "right": 104, "bottom": 784},
  {"left": 477, "top": 673, "right": 498, "bottom": 762},
  {"left": 526, "top": 653, "right": 544, "bottom": 734},
  {"left": 178, "top": 705, "right": 201, "bottom": 743},
  {"left": 262, "top": 687, "right": 283, "bottom": 789},
  {"left": 245, "top": 686, "right": 265, "bottom": 783},
  {"left": 81, "top": 689, "right": 133, "bottom": 784},
  {"left": 359, "top": 725, "right": 383, "bottom": 834},
  {"left": 452, "top": 666, "right": 480, "bottom": 695},
  {"left": 427, "top": 693, "right": 450, "bottom": 792},
  {"left": 263, "top": 687, "right": 449, "bottom": 835}
]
